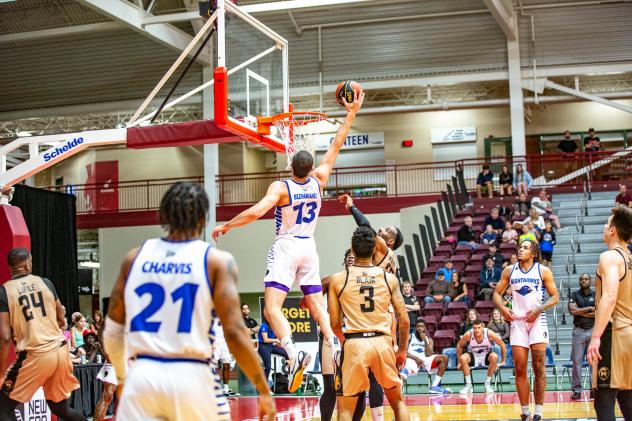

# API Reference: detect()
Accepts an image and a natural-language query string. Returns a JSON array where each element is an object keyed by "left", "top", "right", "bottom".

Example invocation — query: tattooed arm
[{"left": 526, "top": 265, "right": 559, "bottom": 323}]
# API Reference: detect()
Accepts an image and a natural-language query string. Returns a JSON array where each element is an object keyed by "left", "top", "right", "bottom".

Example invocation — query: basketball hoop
[{"left": 258, "top": 111, "right": 327, "bottom": 169}]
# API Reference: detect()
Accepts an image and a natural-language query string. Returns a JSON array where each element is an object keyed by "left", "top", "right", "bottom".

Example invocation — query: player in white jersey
[
  {"left": 399, "top": 320, "right": 450, "bottom": 394},
  {"left": 493, "top": 239, "right": 558, "bottom": 421},
  {"left": 456, "top": 320, "right": 506, "bottom": 395},
  {"left": 213, "top": 91, "right": 364, "bottom": 393},
  {"left": 104, "top": 182, "right": 275, "bottom": 421},
  {"left": 211, "top": 318, "right": 235, "bottom": 395}
]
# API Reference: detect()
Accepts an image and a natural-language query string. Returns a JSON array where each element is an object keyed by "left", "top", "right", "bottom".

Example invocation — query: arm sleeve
[
  {"left": 0, "top": 286, "right": 8, "bottom": 312},
  {"left": 349, "top": 206, "right": 373, "bottom": 229},
  {"left": 41, "top": 278, "right": 59, "bottom": 300}
]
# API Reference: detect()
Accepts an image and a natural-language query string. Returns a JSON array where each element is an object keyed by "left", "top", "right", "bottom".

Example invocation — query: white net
[{"left": 272, "top": 112, "right": 327, "bottom": 170}]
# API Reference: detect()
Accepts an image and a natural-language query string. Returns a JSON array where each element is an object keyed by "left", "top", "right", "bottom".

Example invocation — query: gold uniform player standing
[
  {"left": 328, "top": 226, "right": 410, "bottom": 421},
  {"left": 0, "top": 248, "right": 87, "bottom": 421}
]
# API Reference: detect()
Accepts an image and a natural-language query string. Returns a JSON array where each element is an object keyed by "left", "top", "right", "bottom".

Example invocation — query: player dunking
[
  {"left": 328, "top": 227, "right": 410, "bottom": 421},
  {"left": 587, "top": 206, "right": 632, "bottom": 421},
  {"left": 104, "top": 182, "right": 275, "bottom": 420},
  {"left": 493, "top": 239, "right": 558, "bottom": 421},
  {"left": 0, "top": 248, "right": 87, "bottom": 421},
  {"left": 212, "top": 91, "right": 364, "bottom": 392}
]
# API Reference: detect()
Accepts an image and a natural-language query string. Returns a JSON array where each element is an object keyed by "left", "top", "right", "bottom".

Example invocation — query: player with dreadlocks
[
  {"left": 493, "top": 239, "right": 559, "bottom": 421},
  {"left": 103, "top": 182, "right": 275, "bottom": 420}
]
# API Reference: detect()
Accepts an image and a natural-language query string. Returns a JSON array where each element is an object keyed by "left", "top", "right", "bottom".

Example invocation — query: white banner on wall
[
  {"left": 431, "top": 127, "right": 477, "bottom": 143},
  {"left": 315, "top": 132, "right": 384, "bottom": 151}
]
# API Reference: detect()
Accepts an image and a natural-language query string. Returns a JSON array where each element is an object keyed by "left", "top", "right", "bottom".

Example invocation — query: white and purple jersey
[
  {"left": 275, "top": 177, "right": 322, "bottom": 238},
  {"left": 509, "top": 262, "right": 546, "bottom": 320}
]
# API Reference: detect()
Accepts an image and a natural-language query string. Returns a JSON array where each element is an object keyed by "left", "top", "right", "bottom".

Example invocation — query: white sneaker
[
  {"left": 288, "top": 351, "right": 311, "bottom": 394},
  {"left": 459, "top": 385, "right": 474, "bottom": 395},
  {"left": 484, "top": 383, "right": 494, "bottom": 394}
]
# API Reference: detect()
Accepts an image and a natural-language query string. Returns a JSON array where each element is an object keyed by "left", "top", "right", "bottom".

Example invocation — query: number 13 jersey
[
  {"left": 125, "top": 238, "right": 215, "bottom": 361},
  {"left": 275, "top": 177, "right": 322, "bottom": 238},
  {"left": 338, "top": 265, "right": 393, "bottom": 336}
]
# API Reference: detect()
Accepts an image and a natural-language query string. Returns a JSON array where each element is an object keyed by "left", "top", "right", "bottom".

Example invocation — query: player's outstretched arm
[
  {"left": 212, "top": 181, "right": 285, "bottom": 241},
  {"left": 339, "top": 194, "right": 388, "bottom": 255},
  {"left": 208, "top": 249, "right": 276, "bottom": 420},
  {"left": 312, "top": 91, "right": 364, "bottom": 186},
  {"left": 587, "top": 251, "right": 621, "bottom": 365},
  {"left": 525, "top": 265, "right": 559, "bottom": 323},
  {"left": 389, "top": 273, "right": 410, "bottom": 367},
  {"left": 493, "top": 267, "right": 515, "bottom": 322},
  {"left": 103, "top": 247, "right": 139, "bottom": 385}
]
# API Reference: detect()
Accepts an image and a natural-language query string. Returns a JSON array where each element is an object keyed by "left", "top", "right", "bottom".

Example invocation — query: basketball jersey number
[
  {"left": 18, "top": 291, "right": 47, "bottom": 322},
  {"left": 359, "top": 286, "right": 375, "bottom": 312},
  {"left": 293, "top": 202, "right": 318, "bottom": 225},
  {"left": 130, "top": 282, "right": 200, "bottom": 333}
]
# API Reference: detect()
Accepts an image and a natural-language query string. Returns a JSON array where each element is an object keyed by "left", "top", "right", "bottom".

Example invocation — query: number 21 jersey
[{"left": 125, "top": 238, "right": 215, "bottom": 361}]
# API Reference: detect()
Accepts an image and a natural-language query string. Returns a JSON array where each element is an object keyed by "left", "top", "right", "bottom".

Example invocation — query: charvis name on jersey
[
  {"left": 141, "top": 261, "right": 192, "bottom": 274},
  {"left": 294, "top": 193, "right": 317, "bottom": 200}
]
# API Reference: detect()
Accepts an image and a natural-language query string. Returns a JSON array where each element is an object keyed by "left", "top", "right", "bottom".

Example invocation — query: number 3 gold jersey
[{"left": 337, "top": 265, "right": 393, "bottom": 336}]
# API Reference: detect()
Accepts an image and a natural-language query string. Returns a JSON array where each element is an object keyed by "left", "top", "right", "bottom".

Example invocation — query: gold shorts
[
  {"left": 2, "top": 343, "right": 80, "bottom": 403},
  {"left": 337, "top": 334, "right": 401, "bottom": 397}
]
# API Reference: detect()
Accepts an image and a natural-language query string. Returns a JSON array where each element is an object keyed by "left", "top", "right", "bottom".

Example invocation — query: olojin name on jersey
[{"left": 43, "top": 137, "right": 84, "bottom": 162}]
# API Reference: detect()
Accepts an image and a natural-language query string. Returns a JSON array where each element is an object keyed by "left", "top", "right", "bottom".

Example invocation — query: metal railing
[{"left": 42, "top": 149, "right": 632, "bottom": 214}]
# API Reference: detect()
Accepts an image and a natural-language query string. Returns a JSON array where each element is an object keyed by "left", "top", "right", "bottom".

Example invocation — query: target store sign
[{"left": 315, "top": 132, "right": 384, "bottom": 151}]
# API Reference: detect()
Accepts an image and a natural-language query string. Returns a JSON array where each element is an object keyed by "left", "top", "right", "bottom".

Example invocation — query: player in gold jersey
[
  {"left": 328, "top": 227, "right": 410, "bottom": 421},
  {"left": 339, "top": 195, "right": 402, "bottom": 275},
  {"left": 587, "top": 206, "right": 632, "bottom": 421},
  {"left": 0, "top": 248, "right": 86, "bottom": 421}
]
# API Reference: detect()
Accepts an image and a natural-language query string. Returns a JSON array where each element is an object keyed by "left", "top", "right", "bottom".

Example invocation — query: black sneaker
[
  {"left": 571, "top": 390, "right": 581, "bottom": 400},
  {"left": 520, "top": 414, "right": 530, "bottom": 421},
  {"left": 533, "top": 415, "right": 541, "bottom": 421}
]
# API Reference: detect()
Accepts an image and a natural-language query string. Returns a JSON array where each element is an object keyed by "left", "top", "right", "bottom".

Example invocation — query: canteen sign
[
  {"left": 316, "top": 132, "right": 384, "bottom": 151},
  {"left": 259, "top": 297, "right": 318, "bottom": 342},
  {"left": 431, "top": 127, "right": 477, "bottom": 143}
]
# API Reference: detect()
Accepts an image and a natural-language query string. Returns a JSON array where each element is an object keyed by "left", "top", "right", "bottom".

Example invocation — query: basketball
[{"left": 336, "top": 80, "right": 362, "bottom": 107}]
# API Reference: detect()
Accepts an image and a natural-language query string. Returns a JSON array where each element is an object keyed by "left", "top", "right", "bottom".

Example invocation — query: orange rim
[{"left": 257, "top": 111, "right": 327, "bottom": 134}]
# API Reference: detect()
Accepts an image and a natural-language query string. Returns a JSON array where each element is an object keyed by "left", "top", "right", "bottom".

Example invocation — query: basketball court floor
[{"left": 225, "top": 391, "right": 621, "bottom": 420}]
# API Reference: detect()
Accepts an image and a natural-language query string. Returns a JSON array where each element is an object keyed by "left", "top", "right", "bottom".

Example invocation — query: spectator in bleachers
[
  {"left": 503, "top": 253, "right": 518, "bottom": 269},
  {"left": 457, "top": 216, "right": 478, "bottom": 251},
  {"left": 476, "top": 164, "right": 494, "bottom": 199},
  {"left": 424, "top": 271, "right": 453, "bottom": 307},
  {"left": 450, "top": 272, "right": 471, "bottom": 307},
  {"left": 568, "top": 273, "right": 595, "bottom": 400},
  {"left": 479, "top": 258, "right": 501, "bottom": 301},
  {"left": 527, "top": 221, "right": 541, "bottom": 241},
  {"left": 484, "top": 207, "right": 505, "bottom": 234},
  {"left": 513, "top": 164, "right": 533, "bottom": 195},
  {"left": 583, "top": 127, "right": 601, "bottom": 152},
  {"left": 483, "top": 242, "right": 505, "bottom": 269},
  {"left": 501, "top": 221, "right": 518, "bottom": 244},
  {"left": 558, "top": 130, "right": 579, "bottom": 154},
  {"left": 615, "top": 184, "right": 632, "bottom": 207},
  {"left": 513, "top": 193, "right": 531, "bottom": 219},
  {"left": 402, "top": 281, "right": 421, "bottom": 334},
  {"left": 522, "top": 208, "right": 545, "bottom": 231},
  {"left": 83, "top": 330, "right": 104, "bottom": 364},
  {"left": 435, "top": 259, "right": 455, "bottom": 280},
  {"left": 458, "top": 309, "right": 480, "bottom": 339},
  {"left": 539, "top": 220, "right": 556, "bottom": 267},
  {"left": 480, "top": 224, "right": 498, "bottom": 245},
  {"left": 487, "top": 308, "right": 510, "bottom": 344},
  {"left": 531, "top": 190, "right": 561, "bottom": 229},
  {"left": 498, "top": 165, "right": 513, "bottom": 196}
]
